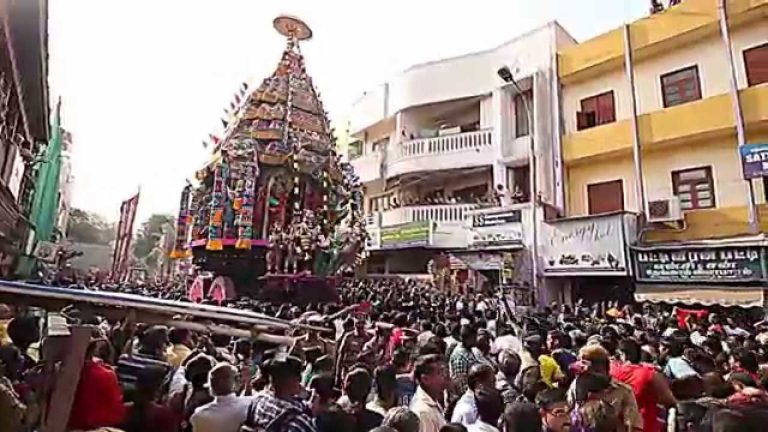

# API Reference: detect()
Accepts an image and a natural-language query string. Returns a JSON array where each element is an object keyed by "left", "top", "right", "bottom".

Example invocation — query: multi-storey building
[
  {"left": 0, "top": 0, "right": 50, "bottom": 277},
  {"left": 552, "top": 0, "right": 768, "bottom": 306},
  {"left": 348, "top": 22, "right": 575, "bottom": 291}
]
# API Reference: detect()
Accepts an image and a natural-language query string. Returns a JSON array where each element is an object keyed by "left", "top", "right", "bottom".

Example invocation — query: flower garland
[
  {"left": 170, "top": 184, "right": 191, "bottom": 258},
  {"left": 206, "top": 161, "right": 229, "bottom": 251}
]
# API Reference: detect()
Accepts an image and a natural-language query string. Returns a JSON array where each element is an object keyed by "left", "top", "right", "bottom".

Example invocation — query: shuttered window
[
  {"left": 577, "top": 91, "right": 615, "bottom": 131},
  {"left": 661, "top": 66, "right": 701, "bottom": 108},
  {"left": 587, "top": 180, "right": 624, "bottom": 215},
  {"left": 744, "top": 43, "right": 768, "bottom": 87},
  {"left": 672, "top": 166, "right": 715, "bottom": 210}
]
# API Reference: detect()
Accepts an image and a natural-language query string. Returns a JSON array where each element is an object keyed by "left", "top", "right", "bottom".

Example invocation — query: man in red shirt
[{"left": 68, "top": 343, "right": 126, "bottom": 430}]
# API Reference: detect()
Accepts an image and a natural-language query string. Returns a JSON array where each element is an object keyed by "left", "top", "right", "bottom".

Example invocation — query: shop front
[
  {"left": 633, "top": 241, "right": 767, "bottom": 308},
  {"left": 367, "top": 221, "right": 435, "bottom": 274},
  {"left": 456, "top": 206, "right": 527, "bottom": 293},
  {"left": 540, "top": 212, "right": 638, "bottom": 305}
]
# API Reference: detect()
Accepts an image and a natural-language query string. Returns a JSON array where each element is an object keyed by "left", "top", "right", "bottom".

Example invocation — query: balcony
[
  {"left": 379, "top": 203, "right": 478, "bottom": 227},
  {"left": 563, "top": 85, "right": 768, "bottom": 164},
  {"left": 349, "top": 151, "right": 383, "bottom": 183},
  {"left": 386, "top": 129, "right": 494, "bottom": 178},
  {"left": 370, "top": 204, "right": 478, "bottom": 249}
]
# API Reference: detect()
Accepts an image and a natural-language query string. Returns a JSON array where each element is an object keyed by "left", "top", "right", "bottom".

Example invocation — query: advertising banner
[
  {"left": 540, "top": 213, "right": 631, "bottom": 276},
  {"left": 468, "top": 208, "right": 523, "bottom": 249},
  {"left": 740, "top": 143, "right": 768, "bottom": 179},
  {"left": 634, "top": 246, "right": 765, "bottom": 283},
  {"left": 380, "top": 221, "right": 431, "bottom": 249}
]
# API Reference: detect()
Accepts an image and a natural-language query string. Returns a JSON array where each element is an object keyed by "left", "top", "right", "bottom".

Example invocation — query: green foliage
[
  {"left": 66, "top": 208, "right": 116, "bottom": 245},
  {"left": 132, "top": 214, "right": 174, "bottom": 270}
]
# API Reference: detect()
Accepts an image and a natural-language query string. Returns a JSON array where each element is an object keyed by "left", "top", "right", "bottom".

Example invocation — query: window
[
  {"left": 587, "top": 180, "right": 624, "bottom": 215},
  {"left": 763, "top": 177, "right": 768, "bottom": 203},
  {"left": 744, "top": 43, "right": 768, "bottom": 87},
  {"left": 661, "top": 66, "right": 701, "bottom": 107},
  {"left": 371, "top": 137, "right": 389, "bottom": 151},
  {"left": 514, "top": 90, "right": 532, "bottom": 137},
  {"left": 672, "top": 166, "right": 715, "bottom": 210},
  {"left": 577, "top": 91, "right": 615, "bottom": 131}
]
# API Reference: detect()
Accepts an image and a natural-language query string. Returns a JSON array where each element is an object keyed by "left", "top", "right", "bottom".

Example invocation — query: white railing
[
  {"left": 396, "top": 129, "right": 493, "bottom": 159},
  {"left": 379, "top": 204, "right": 479, "bottom": 227}
]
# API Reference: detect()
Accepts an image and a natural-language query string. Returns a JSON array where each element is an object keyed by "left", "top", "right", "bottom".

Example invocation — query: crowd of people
[
  {"left": 370, "top": 184, "right": 529, "bottom": 216},
  {"left": 2, "top": 277, "right": 768, "bottom": 432}
]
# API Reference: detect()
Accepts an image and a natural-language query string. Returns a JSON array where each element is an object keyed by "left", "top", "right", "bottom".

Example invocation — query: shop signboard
[
  {"left": 739, "top": 143, "right": 768, "bottom": 179},
  {"left": 634, "top": 246, "right": 765, "bottom": 283},
  {"left": 468, "top": 208, "right": 524, "bottom": 249},
  {"left": 540, "top": 213, "right": 633, "bottom": 276},
  {"left": 380, "top": 221, "right": 432, "bottom": 249}
]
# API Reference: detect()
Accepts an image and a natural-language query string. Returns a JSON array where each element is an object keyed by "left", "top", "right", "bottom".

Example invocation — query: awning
[
  {"left": 634, "top": 233, "right": 768, "bottom": 250},
  {"left": 634, "top": 284, "right": 765, "bottom": 308}
]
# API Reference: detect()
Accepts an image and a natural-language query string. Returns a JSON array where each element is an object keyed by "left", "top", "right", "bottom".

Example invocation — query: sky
[{"left": 49, "top": 0, "right": 646, "bottom": 223}]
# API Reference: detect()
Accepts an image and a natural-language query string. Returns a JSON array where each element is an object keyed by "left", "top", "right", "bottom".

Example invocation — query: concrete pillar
[{"left": 491, "top": 88, "right": 508, "bottom": 206}]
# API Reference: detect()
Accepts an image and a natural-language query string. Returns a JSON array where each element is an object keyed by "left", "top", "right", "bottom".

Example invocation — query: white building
[
  {"left": 56, "top": 129, "right": 74, "bottom": 239},
  {"left": 348, "top": 22, "right": 575, "bottom": 286}
]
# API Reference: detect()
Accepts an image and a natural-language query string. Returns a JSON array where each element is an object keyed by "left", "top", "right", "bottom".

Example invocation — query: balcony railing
[
  {"left": 395, "top": 129, "right": 493, "bottom": 159},
  {"left": 378, "top": 204, "right": 478, "bottom": 227},
  {"left": 385, "top": 129, "right": 494, "bottom": 177}
]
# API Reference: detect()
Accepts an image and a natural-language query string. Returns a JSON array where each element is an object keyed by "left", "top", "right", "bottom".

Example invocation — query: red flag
[{"left": 209, "top": 134, "right": 220, "bottom": 144}]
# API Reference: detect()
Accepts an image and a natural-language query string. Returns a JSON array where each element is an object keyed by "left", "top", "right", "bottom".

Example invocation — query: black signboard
[{"left": 634, "top": 246, "right": 765, "bottom": 283}]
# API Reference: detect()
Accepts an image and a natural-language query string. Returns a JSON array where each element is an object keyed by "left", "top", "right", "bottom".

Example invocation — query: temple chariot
[{"left": 170, "top": 16, "right": 366, "bottom": 303}]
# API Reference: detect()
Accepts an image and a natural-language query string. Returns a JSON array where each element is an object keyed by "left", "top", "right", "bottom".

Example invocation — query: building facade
[
  {"left": 0, "top": 0, "right": 50, "bottom": 277},
  {"left": 554, "top": 0, "right": 768, "bottom": 306},
  {"left": 56, "top": 129, "right": 74, "bottom": 239},
  {"left": 348, "top": 22, "right": 575, "bottom": 294}
]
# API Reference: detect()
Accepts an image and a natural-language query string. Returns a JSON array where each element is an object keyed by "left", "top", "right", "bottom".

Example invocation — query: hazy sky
[{"left": 49, "top": 0, "right": 646, "bottom": 223}]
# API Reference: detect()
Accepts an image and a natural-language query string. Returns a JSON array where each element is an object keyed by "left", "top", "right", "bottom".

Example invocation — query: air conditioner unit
[{"left": 647, "top": 197, "right": 682, "bottom": 223}]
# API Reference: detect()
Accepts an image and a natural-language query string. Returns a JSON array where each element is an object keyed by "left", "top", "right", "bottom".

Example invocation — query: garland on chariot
[{"left": 170, "top": 16, "right": 367, "bottom": 277}]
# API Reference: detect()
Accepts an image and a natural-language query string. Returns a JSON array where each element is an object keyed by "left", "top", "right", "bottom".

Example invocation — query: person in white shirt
[
  {"left": 410, "top": 354, "right": 450, "bottom": 432},
  {"left": 451, "top": 363, "right": 495, "bottom": 426},
  {"left": 417, "top": 321, "right": 436, "bottom": 348},
  {"left": 190, "top": 363, "right": 252, "bottom": 432},
  {"left": 467, "top": 387, "right": 503, "bottom": 432}
]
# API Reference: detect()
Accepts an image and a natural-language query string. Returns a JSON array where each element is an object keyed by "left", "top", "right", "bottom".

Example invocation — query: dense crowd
[{"left": 2, "top": 277, "right": 768, "bottom": 432}]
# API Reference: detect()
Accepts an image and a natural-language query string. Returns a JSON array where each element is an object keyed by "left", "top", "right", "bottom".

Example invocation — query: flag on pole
[
  {"left": 221, "top": 118, "right": 228, "bottom": 128},
  {"left": 110, "top": 192, "right": 140, "bottom": 282}
]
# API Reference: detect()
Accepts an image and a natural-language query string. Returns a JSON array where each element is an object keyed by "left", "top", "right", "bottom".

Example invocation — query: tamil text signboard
[
  {"left": 634, "top": 246, "right": 765, "bottom": 283},
  {"left": 740, "top": 143, "right": 768, "bottom": 179},
  {"left": 540, "top": 213, "right": 633, "bottom": 276},
  {"left": 380, "top": 221, "right": 432, "bottom": 249},
  {"left": 467, "top": 208, "right": 523, "bottom": 249}
]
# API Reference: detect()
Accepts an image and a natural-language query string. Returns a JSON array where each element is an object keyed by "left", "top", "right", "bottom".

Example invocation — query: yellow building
[{"left": 555, "top": 0, "right": 768, "bottom": 306}]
